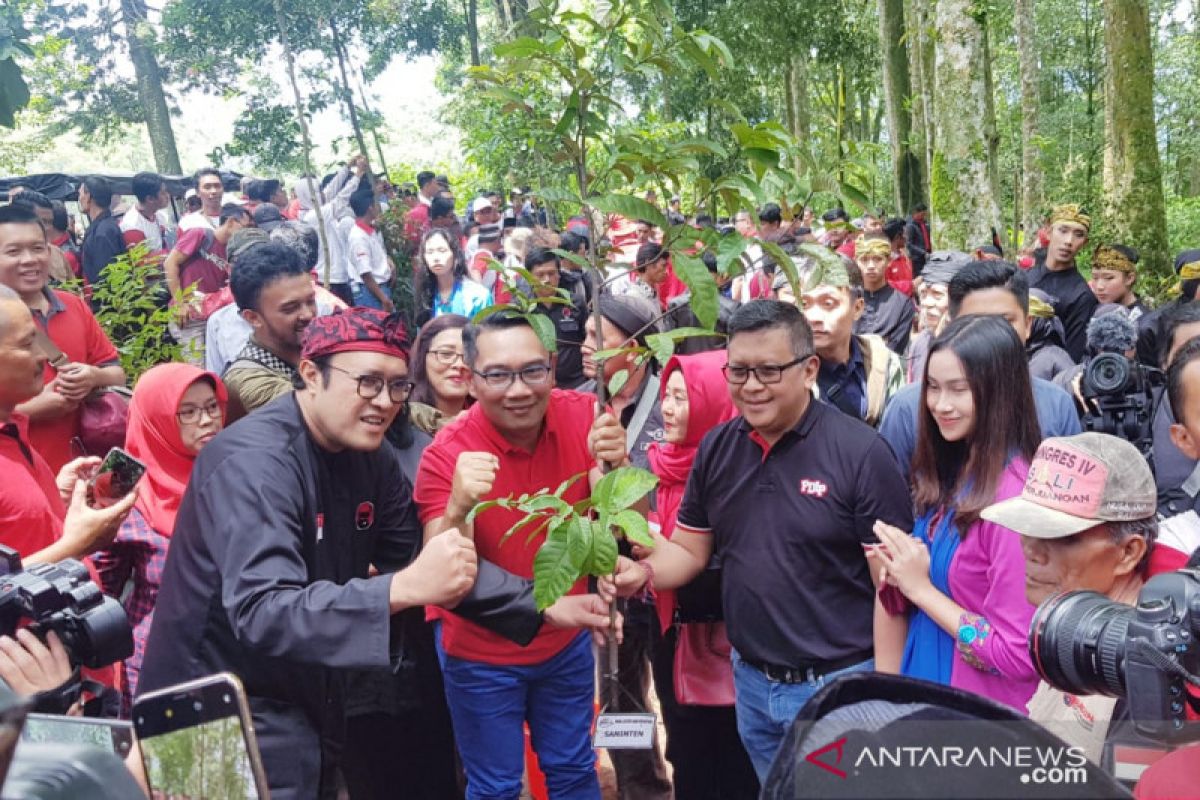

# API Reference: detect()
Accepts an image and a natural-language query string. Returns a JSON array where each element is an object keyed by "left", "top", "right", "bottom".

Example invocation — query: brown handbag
[{"left": 32, "top": 325, "right": 130, "bottom": 456}]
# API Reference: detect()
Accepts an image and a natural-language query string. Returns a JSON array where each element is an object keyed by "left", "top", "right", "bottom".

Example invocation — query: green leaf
[
  {"left": 586, "top": 521, "right": 619, "bottom": 576},
  {"left": 607, "top": 368, "right": 630, "bottom": 397},
  {"left": 536, "top": 187, "right": 581, "bottom": 204},
  {"left": 532, "top": 520, "right": 589, "bottom": 610},
  {"left": 552, "top": 472, "right": 588, "bottom": 499},
  {"left": 839, "top": 181, "right": 872, "bottom": 213},
  {"left": 494, "top": 36, "right": 548, "bottom": 60},
  {"left": 671, "top": 252, "right": 719, "bottom": 329},
  {"left": 467, "top": 496, "right": 511, "bottom": 524},
  {"left": 798, "top": 243, "right": 850, "bottom": 293},
  {"left": 526, "top": 312, "right": 558, "bottom": 353},
  {"left": 644, "top": 332, "right": 676, "bottom": 367},
  {"left": 610, "top": 509, "right": 653, "bottom": 549},
  {"left": 518, "top": 495, "right": 572, "bottom": 516},
  {"left": 589, "top": 194, "right": 668, "bottom": 232},
  {"left": 591, "top": 467, "right": 659, "bottom": 513},
  {"left": 552, "top": 248, "right": 592, "bottom": 271},
  {"left": 716, "top": 233, "right": 749, "bottom": 273}
]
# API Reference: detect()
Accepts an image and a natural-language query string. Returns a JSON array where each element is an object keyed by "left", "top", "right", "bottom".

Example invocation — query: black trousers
[
  {"left": 651, "top": 625, "right": 760, "bottom": 800},
  {"left": 608, "top": 599, "right": 674, "bottom": 800}
]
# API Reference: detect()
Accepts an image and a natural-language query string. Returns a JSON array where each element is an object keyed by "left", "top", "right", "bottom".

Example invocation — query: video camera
[
  {"left": 1078, "top": 312, "right": 1162, "bottom": 458},
  {"left": 1029, "top": 568, "right": 1200, "bottom": 744},
  {"left": 0, "top": 546, "right": 131, "bottom": 670}
]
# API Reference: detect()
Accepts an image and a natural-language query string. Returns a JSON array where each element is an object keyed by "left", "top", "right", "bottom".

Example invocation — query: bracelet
[{"left": 636, "top": 560, "right": 655, "bottom": 602}]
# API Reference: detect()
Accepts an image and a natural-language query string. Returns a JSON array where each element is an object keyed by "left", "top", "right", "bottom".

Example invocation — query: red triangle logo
[{"left": 805, "top": 736, "right": 848, "bottom": 779}]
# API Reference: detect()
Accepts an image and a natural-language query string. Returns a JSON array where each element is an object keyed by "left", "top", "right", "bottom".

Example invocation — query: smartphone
[
  {"left": 20, "top": 713, "right": 133, "bottom": 758},
  {"left": 88, "top": 447, "right": 147, "bottom": 509},
  {"left": 133, "top": 673, "right": 271, "bottom": 800}
]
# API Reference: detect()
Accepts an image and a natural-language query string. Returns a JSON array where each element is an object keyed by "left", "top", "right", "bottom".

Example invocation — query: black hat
[{"left": 252, "top": 203, "right": 286, "bottom": 231}]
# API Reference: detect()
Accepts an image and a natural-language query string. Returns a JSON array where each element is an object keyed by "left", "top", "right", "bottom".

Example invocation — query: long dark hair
[
  {"left": 410, "top": 313, "right": 470, "bottom": 408},
  {"left": 911, "top": 314, "right": 1041, "bottom": 533},
  {"left": 415, "top": 228, "right": 468, "bottom": 325}
]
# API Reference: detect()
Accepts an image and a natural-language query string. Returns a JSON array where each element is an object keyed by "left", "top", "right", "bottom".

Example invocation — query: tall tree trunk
[
  {"left": 1102, "top": 0, "right": 1170, "bottom": 276},
  {"left": 330, "top": 19, "right": 370, "bottom": 159},
  {"left": 981, "top": 14, "right": 1003, "bottom": 249},
  {"left": 119, "top": 0, "right": 181, "bottom": 174},
  {"left": 908, "top": 0, "right": 935, "bottom": 204},
  {"left": 878, "top": 0, "right": 924, "bottom": 215},
  {"left": 466, "top": 0, "right": 481, "bottom": 67},
  {"left": 930, "top": 0, "right": 1003, "bottom": 250},
  {"left": 787, "top": 53, "right": 811, "bottom": 175},
  {"left": 1014, "top": 0, "right": 1044, "bottom": 241}
]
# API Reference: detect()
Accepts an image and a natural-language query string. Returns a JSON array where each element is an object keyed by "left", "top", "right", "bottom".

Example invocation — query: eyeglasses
[
  {"left": 472, "top": 364, "right": 552, "bottom": 389},
  {"left": 722, "top": 355, "right": 812, "bottom": 385},
  {"left": 428, "top": 348, "right": 465, "bottom": 366},
  {"left": 328, "top": 364, "right": 414, "bottom": 403},
  {"left": 177, "top": 400, "right": 223, "bottom": 425}
]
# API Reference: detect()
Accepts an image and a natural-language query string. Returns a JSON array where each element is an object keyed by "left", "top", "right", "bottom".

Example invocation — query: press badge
[{"left": 593, "top": 712, "right": 656, "bottom": 750}]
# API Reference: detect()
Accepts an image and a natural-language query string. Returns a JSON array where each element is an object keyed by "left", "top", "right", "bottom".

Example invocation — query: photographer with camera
[{"left": 980, "top": 432, "right": 1159, "bottom": 764}]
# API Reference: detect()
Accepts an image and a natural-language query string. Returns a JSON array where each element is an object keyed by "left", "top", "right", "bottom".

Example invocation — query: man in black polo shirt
[{"left": 608, "top": 300, "right": 913, "bottom": 780}]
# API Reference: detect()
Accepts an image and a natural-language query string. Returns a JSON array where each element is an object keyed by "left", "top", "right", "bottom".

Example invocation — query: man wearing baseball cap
[{"left": 981, "top": 432, "right": 1158, "bottom": 765}]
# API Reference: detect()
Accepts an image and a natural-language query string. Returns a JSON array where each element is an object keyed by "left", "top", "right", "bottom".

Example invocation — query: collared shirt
[
  {"left": 346, "top": 221, "right": 391, "bottom": 287},
  {"left": 431, "top": 278, "right": 492, "bottom": 320},
  {"left": 223, "top": 340, "right": 299, "bottom": 415},
  {"left": 81, "top": 209, "right": 127, "bottom": 286},
  {"left": 0, "top": 413, "right": 64, "bottom": 558},
  {"left": 856, "top": 284, "right": 915, "bottom": 355},
  {"left": 817, "top": 336, "right": 868, "bottom": 420},
  {"left": 178, "top": 211, "right": 219, "bottom": 232},
  {"left": 414, "top": 389, "right": 597, "bottom": 666},
  {"left": 28, "top": 287, "right": 122, "bottom": 472},
  {"left": 675, "top": 399, "right": 913, "bottom": 666},
  {"left": 119, "top": 205, "right": 167, "bottom": 252},
  {"left": 1027, "top": 263, "right": 1098, "bottom": 362}
]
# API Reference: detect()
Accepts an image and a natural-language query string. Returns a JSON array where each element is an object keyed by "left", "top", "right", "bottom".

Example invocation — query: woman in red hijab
[
  {"left": 647, "top": 349, "right": 759, "bottom": 799},
  {"left": 92, "top": 363, "right": 227, "bottom": 713}
]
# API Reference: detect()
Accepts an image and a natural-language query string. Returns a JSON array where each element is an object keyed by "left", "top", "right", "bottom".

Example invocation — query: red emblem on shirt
[
  {"left": 800, "top": 479, "right": 828, "bottom": 497},
  {"left": 355, "top": 502, "right": 375, "bottom": 531}
]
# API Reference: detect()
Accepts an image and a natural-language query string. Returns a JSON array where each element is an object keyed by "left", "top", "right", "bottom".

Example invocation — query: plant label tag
[{"left": 593, "top": 712, "right": 656, "bottom": 750}]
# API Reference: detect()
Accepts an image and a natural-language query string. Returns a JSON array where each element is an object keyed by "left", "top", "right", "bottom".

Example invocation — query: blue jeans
[
  {"left": 437, "top": 630, "right": 600, "bottom": 800},
  {"left": 352, "top": 284, "right": 384, "bottom": 309},
  {"left": 731, "top": 649, "right": 874, "bottom": 781}
]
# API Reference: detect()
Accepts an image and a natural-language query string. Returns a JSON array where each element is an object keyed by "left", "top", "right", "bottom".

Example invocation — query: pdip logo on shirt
[
  {"left": 800, "top": 478, "right": 828, "bottom": 498},
  {"left": 355, "top": 501, "right": 375, "bottom": 531}
]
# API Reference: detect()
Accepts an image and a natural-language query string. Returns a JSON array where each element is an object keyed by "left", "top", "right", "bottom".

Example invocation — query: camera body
[
  {"left": 1029, "top": 568, "right": 1200, "bottom": 743},
  {"left": 1079, "top": 353, "right": 1161, "bottom": 456},
  {"left": 0, "top": 546, "right": 132, "bottom": 669}
]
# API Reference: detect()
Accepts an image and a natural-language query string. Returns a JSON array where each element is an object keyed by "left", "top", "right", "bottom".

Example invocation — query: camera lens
[
  {"left": 1029, "top": 590, "right": 1133, "bottom": 698},
  {"left": 1085, "top": 353, "right": 1131, "bottom": 395}
]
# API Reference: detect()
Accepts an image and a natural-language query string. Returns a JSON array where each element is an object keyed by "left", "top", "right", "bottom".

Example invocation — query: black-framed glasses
[
  {"left": 429, "top": 348, "right": 465, "bottom": 366},
  {"left": 176, "top": 400, "right": 223, "bottom": 425},
  {"left": 722, "top": 355, "right": 811, "bottom": 385},
  {"left": 472, "top": 363, "right": 552, "bottom": 389},
  {"left": 328, "top": 364, "right": 414, "bottom": 402}
]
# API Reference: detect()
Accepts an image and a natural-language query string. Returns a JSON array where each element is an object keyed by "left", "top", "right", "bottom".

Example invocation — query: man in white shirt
[
  {"left": 297, "top": 158, "right": 367, "bottom": 306},
  {"left": 347, "top": 190, "right": 394, "bottom": 312},
  {"left": 179, "top": 167, "right": 226, "bottom": 232},
  {"left": 119, "top": 171, "right": 169, "bottom": 253}
]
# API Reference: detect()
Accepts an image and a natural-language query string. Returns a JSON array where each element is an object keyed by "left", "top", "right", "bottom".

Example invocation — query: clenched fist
[
  {"left": 393, "top": 529, "right": 478, "bottom": 610},
  {"left": 448, "top": 451, "right": 500, "bottom": 519}
]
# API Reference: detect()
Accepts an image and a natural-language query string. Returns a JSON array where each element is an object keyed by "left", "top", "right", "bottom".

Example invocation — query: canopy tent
[{"left": 0, "top": 170, "right": 244, "bottom": 202}]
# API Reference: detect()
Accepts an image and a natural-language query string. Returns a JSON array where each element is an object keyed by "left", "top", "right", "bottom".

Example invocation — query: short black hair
[
  {"left": 132, "top": 172, "right": 163, "bottom": 203},
  {"left": 462, "top": 312, "right": 537, "bottom": 368},
  {"left": 695, "top": 213, "right": 714, "bottom": 229},
  {"left": 0, "top": 203, "right": 44, "bottom": 233},
  {"left": 701, "top": 251, "right": 718, "bottom": 273},
  {"left": 636, "top": 242, "right": 664, "bottom": 270},
  {"left": 1160, "top": 301, "right": 1200, "bottom": 367},
  {"left": 219, "top": 202, "right": 248, "bottom": 226},
  {"left": 758, "top": 203, "right": 782, "bottom": 225},
  {"left": 50, "top": 200, "right": 69, "bottom": 231},
  {"left": 1168, "top": 336, "right": 1200, "bottom": 425},
  {"left": 727, "top": 299, "right": 813, "bottom": 358},
  {"left": 230, "top": 242, "right": 308, "bottom": 312},
  {"left": 559, "top": 230, "right": 587, "bottom": 255},
  {"left": 822, "top": 207, "right": 849, "bottom": 223},
  {"left": 82, "top": 176, "right": 113, "bottom": 208},
  {"left": 350, "top": 189, "right": 376, "bottom": 218},
  {"left": 526, "top": 246, "right": 559, "bottom": 270},
  {"left": 430, "top": 195, "right": 456, "bottom": 221},
  {"left": 194, "top": 167, "right": 222, "bottom": 186},
  {"left": 12, "top": 189, "right": 51, "bottom": 211},
  {"left": 247, "top": 179, "right": 279, "bottom": 204},
  {"left": 882, "top": 217, "right": 905, "bottom": 240},
  {"left": 912, "top": 202, "right": 928, "bottom": 213},
  {"left": 948, "top": 260, "right": 1029, "bottom": 318},
  {"left": 417, "top": 171, "right": 436, "bottom": 189}
]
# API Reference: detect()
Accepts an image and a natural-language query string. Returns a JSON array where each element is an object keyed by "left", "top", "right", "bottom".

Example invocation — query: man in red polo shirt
[
  {"left": 414, "top": 312, "right": 631, "bottom": 800},
  {"left": 0, "top": 204, "right": 125, "bottom": 472}
]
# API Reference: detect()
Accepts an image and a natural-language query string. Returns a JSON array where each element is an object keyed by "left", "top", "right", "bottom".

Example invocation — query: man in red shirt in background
[
  {"left": 415, "top": 312, "right": 632, "bottom": 800},
  {"left": 0, "top": 205, "right": 125, "bottom": 472},
  {"left": 882, "top": 217, "right": 913, "bottom": 296}
]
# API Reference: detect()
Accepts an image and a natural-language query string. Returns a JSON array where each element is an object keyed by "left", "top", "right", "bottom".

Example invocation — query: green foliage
[
  {"left": 0, "top": 4, "right": 33, "bottom": 127},
  {"left": 473, "top": 466, "right": 659, "bottom": 610},
  {"left": 86, "top": 244, "right": 183, "bottom": 381}
]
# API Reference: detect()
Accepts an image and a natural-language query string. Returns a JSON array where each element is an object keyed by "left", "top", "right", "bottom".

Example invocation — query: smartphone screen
[
  {"left": 21, "top": 713, "right": 133, "bottom": 758},
  {"left": 134, "top": 675, "right": 267, "bottom": 800},
  {"left": 89, "top": 447, "right": 147, "bottom": 508}
]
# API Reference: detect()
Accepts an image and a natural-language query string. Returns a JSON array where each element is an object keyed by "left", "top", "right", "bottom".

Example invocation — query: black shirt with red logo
[{"left": 676, "top": 399, "right": 913, "bottom": 667}]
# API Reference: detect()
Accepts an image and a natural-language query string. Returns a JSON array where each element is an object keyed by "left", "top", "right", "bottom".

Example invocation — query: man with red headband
[{"left": 139, "top": 308, "right": 482, "bottom": 799}]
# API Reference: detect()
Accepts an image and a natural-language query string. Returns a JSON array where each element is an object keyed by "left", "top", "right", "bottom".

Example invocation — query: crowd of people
[{"left": 0, "top": 159, "right": 1198, "bottom": 800}]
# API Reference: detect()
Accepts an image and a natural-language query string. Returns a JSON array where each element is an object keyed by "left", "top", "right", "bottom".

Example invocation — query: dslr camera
[
  {"left": 0, "top": 546, "right": 132, "bottom": 669},
  {"left": 1079, "top": 352, "right": 1162, "bottom": 457},
  {"left": 1029, "top": 568, "right": 1200, "bottom": 743}
]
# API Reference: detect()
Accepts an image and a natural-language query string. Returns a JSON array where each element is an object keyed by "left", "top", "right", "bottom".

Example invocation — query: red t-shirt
[
  {"left": 30, "top": 290, "right": 121, "bottom": 472},
  {"left": 414, "top": 389, "right": 596, "bottom": 665},
  {"left": 887, "top": 253, "right": 914, "bottom": 297},
  {"left": 173, "top": 228, "right": 231, "bottom": 294},
  {"left": 0, "top": 414, "right": 65, "bottom": 558}
]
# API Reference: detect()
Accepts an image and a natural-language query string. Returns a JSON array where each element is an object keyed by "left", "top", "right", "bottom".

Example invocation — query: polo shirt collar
[
  {"left": 819, "top": 336, "right": 863, "bottom": 376},
  {"left": 32, "top": 286, "right": 66, "bottom": 324},
  {"left": 355, "top": 219, "right": 375, "bottom": 234},
  {"left": 0, "top": 413, "right": 34, "bottom": 465},
  {"left": 738, "top": 396, "right": 823, "bottom": 451},
  {"left": 469, "top": 393, "right": 561, "bottom": 455}
]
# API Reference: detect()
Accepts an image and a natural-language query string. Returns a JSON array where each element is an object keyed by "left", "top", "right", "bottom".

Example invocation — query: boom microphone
[{"left": 1086, "top": 307, "right": 1138, "bottom": 357}]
